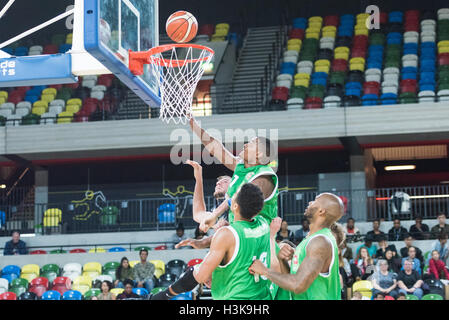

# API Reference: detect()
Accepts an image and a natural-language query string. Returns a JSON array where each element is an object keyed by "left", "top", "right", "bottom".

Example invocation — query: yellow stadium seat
[
  {"left": 305, "top": 32, "right": 320, "bottom": 39},
  {"left": 73, "top": 275, "right": 92, "bottom": 295},
  {"left": 32, "top": 106, "right": 47, "bottom": 116},
  {"left": 42, "top": 88, "right": 57, "bottom": 96},
  {"left": 88, "top": 247, "right": 106, "bottom": 253},
  {"left": 211, "top": 36, "right": 226, "bottom": 42},
  {"left": 357, "top": 13, "right": 370, "bottom": 20},
  {"left": 57, "top": 111, "right": 74, "bottom": 124},
  {"left": 294, "top": 73, "right": 310, "bottom": 80},
  {"left": 33, "top": 100, "right": 48, "bottom": 109},
  {"left": 287, "top": 44, "right": 301, "bottom": 52},
  {"left": 322, "top": 26, "right": 336, "bottom": 33},
  {"left": 352, "top": 280, "right": 373, "bottom": 299},
  {"left": 213, "top": 28, "right": 228, "bottom": 37},
  {"left": 129, "top": 260, "right": 140, "bottom": 268},
  {"left": 335, "top": 46, "right": 350, "bottom": 54},
  {"left": 111, "top": 288, "right": 124, "bottom": 295},
  {"left": 66, "top": 104, "right": 81, "bottom": 114},
  {"left": 308, "top": 16, "right": 323, "bottom": 23},
  {"left": 43, "top": 208, "right": 62, "bottom": 227},
  {"left": 294, "top": 78, "right": 309, "bottom": 87},
  {"left": 315, "top": 65, "right": 330, "bottom": 73},
  {"left": 21, "top": 264, "right": 40, "bottom": 282},
  {"left": 306, "top": 26, "right": 321, "bottom": 33},
  {"left": 21, "top": 273, "right": 38, "bottom": 282},
  {"left": 315, "top": 59, "right": 331, "bottom": 67},
  {"left": 215, "top": 23, "right": 230, "bottom": 31},
  {"left": 0, "top": 91, "right": 8, "bottom": 100},
  {"left": 355, "top": 28, "right": 369, "bottom": 36},
  {"left": 322, "top": 31, "right": 336, "bottom": 38},
  {"left": 350, "top": 57, "right": 365, "bottom": 65},
  {"left": 349, "top": 63, "right": 365, "bottom": 72},
  {"left": 66, "top": 98, "right": 82, "bottom": 107},
  {"left": 334, "top": 51, "right": 349, "bottom": 60},
  {"left": 0, "top": 97, "right": 5, "bottom": 105},
  {"left": 83, "top": 262, "right": 102, "bottom": 279},
  {"left": 41, "top": 94, "right": 55, "bottom": 104},
  {"left": 438, "top": 40, "right": 449, "bottom": 47},
  {"left": 287, "top": 39, "right": 302, "bottom": 46},
  {"left": 150, "top": 260, "right": 166, "bottom": 279},
  {"left": 439, "top": 46, "right": 449, "bottom": 54}
]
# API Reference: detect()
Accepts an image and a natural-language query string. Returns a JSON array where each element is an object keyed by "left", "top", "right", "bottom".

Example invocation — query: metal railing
[{"left": 1, "top": 185, "right": 449, "bottom": 236}]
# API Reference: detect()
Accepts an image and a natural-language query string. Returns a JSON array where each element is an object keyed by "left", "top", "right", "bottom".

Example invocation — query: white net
[{"left": 147, "top": 45, "right": 214, "bottom": 124}]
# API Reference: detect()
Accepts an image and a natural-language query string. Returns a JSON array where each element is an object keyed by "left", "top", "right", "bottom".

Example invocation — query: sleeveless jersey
[
  {"left": 211, "top": 216, "right": 272, "bottom": 300},
  {"left": 226, "top": 161, "right": 278, "bottom": 224},
  {"left": 290, "top": 228, "right": 341, "bottom": 300}
]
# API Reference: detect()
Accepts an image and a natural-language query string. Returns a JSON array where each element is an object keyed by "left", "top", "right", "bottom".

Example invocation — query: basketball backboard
[{"left": 84, "top": 0, "right": 160, "bottom": 107}]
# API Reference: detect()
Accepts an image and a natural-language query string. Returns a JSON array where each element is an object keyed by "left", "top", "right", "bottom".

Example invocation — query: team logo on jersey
[
  {"left": 245, "top": 172, "right": 255, "bottom": 180},
  {"left": 293, "top": 254, "right": 298, "bottom": 265}
]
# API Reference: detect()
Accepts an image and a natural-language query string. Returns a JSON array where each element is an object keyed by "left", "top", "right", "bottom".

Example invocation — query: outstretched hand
[
  {"left": 175, "top": 238, "right": 199, "bottom": 249},
  {"left": 200, "top": 214, "right": 217, "bottom": 233},
  {"left": 186, "top": 159, "right": 202, "bottom": 180}
]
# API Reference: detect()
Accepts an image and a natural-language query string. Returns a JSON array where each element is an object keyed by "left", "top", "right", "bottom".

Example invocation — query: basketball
[{"left": 166, "top": 11, "right": 198, "bottom": 43}]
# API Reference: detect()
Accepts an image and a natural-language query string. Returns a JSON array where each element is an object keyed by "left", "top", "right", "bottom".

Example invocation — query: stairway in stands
[{"left": 216, "top": 26, "right": 286, "bottom": 114}]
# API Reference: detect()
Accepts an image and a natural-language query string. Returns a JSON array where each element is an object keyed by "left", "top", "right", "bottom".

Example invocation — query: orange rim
[{"left": 146, "top": 43, "right": 214, "bottom": 67}]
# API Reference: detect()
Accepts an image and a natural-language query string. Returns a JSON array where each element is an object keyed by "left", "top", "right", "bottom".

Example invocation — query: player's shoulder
[
  {"left": 306, "top": 234, "right": 333, "bottom": 254},
  {"left": 211, "top": 225, "right": 235, "bottom": 243}
]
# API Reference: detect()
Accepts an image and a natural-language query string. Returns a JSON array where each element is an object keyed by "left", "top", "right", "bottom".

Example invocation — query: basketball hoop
[{"left": 129, "top": 43, "right": 214, "bottom": 124}]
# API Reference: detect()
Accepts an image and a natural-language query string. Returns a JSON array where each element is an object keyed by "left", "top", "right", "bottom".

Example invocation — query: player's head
[
  {"left": 231, "top": 183, "right": 264, "bottom": 220},
  {"left": 214, "top": 175, "right": 231, "bottom": 199},
  {"left": 304, "top": 193, "right": 344, "bottom": 227},
  {"left": 239, "top": 136, "right": 275, "bottom": 166}
]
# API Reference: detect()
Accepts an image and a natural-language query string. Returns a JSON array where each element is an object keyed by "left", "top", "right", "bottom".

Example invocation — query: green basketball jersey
[
  {"left": 211, "top": 216, "right": 272, "bottom": 300},
  {"left": 290, "top": 228, "right": 341, "bottom": 300},
  {"left": 226, "top": 161, "right": 278, "bottom": 224}
]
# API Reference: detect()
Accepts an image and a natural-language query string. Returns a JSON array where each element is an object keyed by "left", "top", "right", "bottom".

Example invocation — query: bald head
[{"left": 315, "top": 193, "right": 345, "bottom": 225}]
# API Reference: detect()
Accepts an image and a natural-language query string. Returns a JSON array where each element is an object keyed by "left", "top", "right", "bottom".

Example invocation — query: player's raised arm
[
  {"left": 186, "top": 160, "right": 209, "bottom": 224},
  {"left": 249, "top": 236, "right": 331, "bottom": 295},
  {"left": 189, "top": 116, "right": 239, "bottom": 171}
]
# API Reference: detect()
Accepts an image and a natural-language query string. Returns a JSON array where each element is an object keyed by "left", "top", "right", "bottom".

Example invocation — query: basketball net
[{"left": 129, "top": 44, "right": 214, "bottom": 125}]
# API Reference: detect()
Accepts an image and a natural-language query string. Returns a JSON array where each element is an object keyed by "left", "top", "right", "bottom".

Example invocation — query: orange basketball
[{"left": 166, "top": 11, "right": 198, "bottom": 43}]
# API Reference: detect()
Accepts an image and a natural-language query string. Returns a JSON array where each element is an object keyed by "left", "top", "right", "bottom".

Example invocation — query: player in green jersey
[
  {"left": 189, "top": 116, "right": 279, "bottom": 230},
  {"left": 249, "top": 193, "right": 344, "bottom": 300},
  {"left": 151, "top": 183, "right": 272, "bottom": 300}
]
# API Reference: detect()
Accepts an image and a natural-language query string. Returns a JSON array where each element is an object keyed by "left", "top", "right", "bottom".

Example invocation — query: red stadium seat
[
  {"left": 304, "top": 97, "right": 323, "bottom": 109},
  {"left": 97, "top": 75, "right": 114, "bottom": 87},
  {"left": 0, "top": 292, "right": 17, "bottom": 300},
  {"left": 52, "top": 277, "right": 71, "bottom": 295},
  {"left": 332, "top": 59, "right": 348, "bottom": 72},
  {"left": 30, "top": 250, "right": 47, "bottom": 255},
  {"left": 323, "top": 15, "right": 339, "bottom": 27},
  {"left": 271, "top": 86, "right": 289, "bottom": 102},
  {"left": 384, "top": 295, "right": 395, "bottom": 300},
  {"left": 154, "top": 245, "right": 167, "bottom": 251},
  {"left": 187, "top": 259, "right": 203, "bottom": 267},
  {"left": 380, "top": 12, "right": 388, "bottom": 24},
  {"left": 69, "top": 248, "right": 87, "bottom": 253},
  {"left": 43, "top": 44, "right": 58, "bottom": 54},
  {"left": 29, "top": 277, "right": 49, "bottom": 298},
  {"left": 74, "top": 111, "right": 90, "bottom": 123},
  {"left": 65, "top": 82, "right": 79, "bottom": 89},
  {"left": 439, "top": 53, "right": 449, "bottom": 66},
  {"left": 198, "top": 24, "right": 215, "bottom": 36},
  {"left": 49, "top": 84, "right": 64, "bottom": 90},
  {"left": 289, "top": 28, "right": 305, "bottom": 40}
]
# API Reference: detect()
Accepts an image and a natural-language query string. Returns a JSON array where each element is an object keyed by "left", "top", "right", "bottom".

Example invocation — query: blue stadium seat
[
  {"left": 2, "top": 265, "right": 21, "bottom": 277},
  {"left": 171, "top": 292, "right": 193, "bottom": 300},
  {"left": 132, "top": 287, "right": 148, "bottom": 298},
  {"left": 41, "top": 290, "right": 61, "bottom": 300},
  {"left": 62, "top": 290, "right": 82, "bottom": 300},
  {"left": 108, "top": 247, "right": 126, "bottom": 252}
]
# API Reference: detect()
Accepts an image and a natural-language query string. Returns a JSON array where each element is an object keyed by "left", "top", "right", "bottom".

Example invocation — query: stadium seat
[
  {"left": 30, "top": 250, "right": 47, "bottom": 255},
  {"left": 83, "top": 288, "right": 101, "bottom": 300},
  {"left": 132, "top": 287, "right": 148, "bottom": 298},
  {"left": 9, "top": 278, "right": 28, "bottom": 297},
  {"left": 1, "top": 273, "right": 18, "bottom": 284},
  {"left": 149, "top": 260, "right": 166, "bottom": 279},
  {"left": 93, "top": 275, "right": 113, "bottom": 288},
  {"left": 108, "top": 246, "right": 126, "bottom": 252},
  {"left": 352, "top": 280, "right": 373, "bottom": 299},
  {"left": 110, "top": 288, "right": 124, "bottom": 295},
  {"left": 102, "top": 261, "right": 120, "bottom": 280},
  {"left": 422, "top": 293, "right": 443, "bottom": 300},
  {"left": 154, "top": 245, "right": 167, "bottom": 250},
  {"left": 2, "top": 265, "right": 21, "bottom": 278},
  {"left": 83, "top": 262, "right": 102, "bottom": 279},
  {"left": 69, "top": 248, "right": 87, "bottom": 253},
  {"left": 40, "top": 264, "right": 60, "bottom": 283},
  {"left": 29, "top": 277, "right": 49, "bottom": 298},
  {"left": 62, "top": 263, "right": 82, "bottom": 281},
  {"left": 62, "top": 290, "right": 83, "bottom": 300},
  {"left": 88, "top": 247, "right": 106, "bottom": 253},
  {"left": 19, "top": 292, "right": 39, "bottom": 300},
  {"left": 52, "top": 276, "right": 71, "bottom": 295},
  {"left": 166, "top": 259, "right": 186, "bottom": 278},
  {"left": 156, "top": 273, "right": 178, "bottom": 288},
  {"left": 0, "top": 292, "right": 17, "bottom": 300},
  {"left": 20, "top": 264, "right": 40, "bottom": 282},
  {"left": 151, "top": 287, "right": 167, "bottom": 294},
  {"left": 129, "top": 260, "right": 140, "bottom": 268},
  {"left": 72, "top": 275, "right": 92, "bottom": 295},
  {"left": 41, "top": 290, "right": 61, "bottom": 300},
  {"left": 187, "top": 259, "right": 203, "bottom": 267},
  {"left": 0, "top": 278, "right": 8, "bottom": 294}
]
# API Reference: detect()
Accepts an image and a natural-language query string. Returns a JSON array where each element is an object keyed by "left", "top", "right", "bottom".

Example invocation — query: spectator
[
  {"left": 366, "top": 219, "right": 386, "bottom": 242},
  {"left": 385, "top": 249, "right": 402, "bottom": 274},
  {"left": 355, "top": 234, "right": 377, "bottom": 258},
  {"left": 374, "top": 292, "right": 385, "bottom": 300},
  {"left": 371, "top": 259, "right": 399, "bottom": 299},
  {"left": 91, "top": 280, "right": 116, "bottom": 300},
  {"left": 277, "top": 220, "right": 294, "bottom": 243},
  {"left": 293, "top": 218, "right": 309, "bottom": 245},
  {"left": 114, "top": 257, "right": 134, "bottom": 288},
  {"left": 116, "top": 279, "right": 141, "bottom": 300},
  {"left": 133, "top": 249, "right": 156, "bottom": 292},
  {"left": 171, "top": 224, "right": 189, "bottom": 249},
  {"left": 376, "top": 236, "right": 398, "bottom": 259},
  {"left": 396, "top": 292, "right": 406, "bottom": 300},
  {"left": 397, "top": 259, "right": 424, "bottom": 299},
  {"left": 341, "top": 239, "right": 353, "bottom": 261},
  {"left": 344, "top": 218, "right": 362, "bottom": 243},
  {"left": 354, "top": 247, "right": 375, "bottom": 280},
  {"left": 401, "top": 246, "right": 422, "bottom": 275},
  {"left": 409, "top": 216, "right": 430, "bottom": 240},
  {"left": 399, "top": 234, "right": 423, "bottom": 264},
  {"left": 3, "top": 230, "right": 28, "bottom": 255},
  {"left": 430, "top": 213, "right": 449, "bottom": 239},
  {"left": 430, "top": 232, "right": 449, "bottom": 264},
  {"left": 428, "top": 250, "right": 449, "bottom": 281},
  {"left": 388, "top": 219, "right": 408, "bottom": 242}
]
